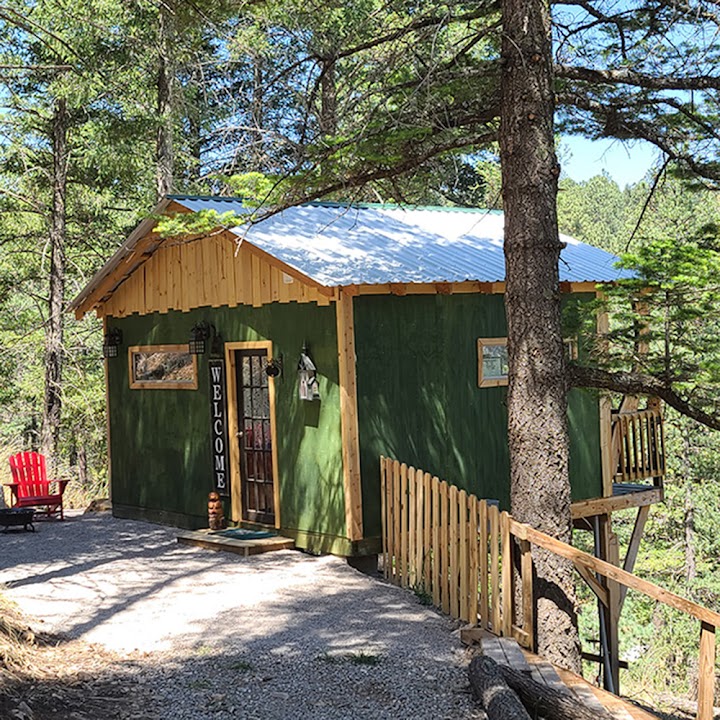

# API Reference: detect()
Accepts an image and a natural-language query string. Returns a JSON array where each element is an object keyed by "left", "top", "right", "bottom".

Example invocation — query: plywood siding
[
  {"left": 107, "top": 304, "right": 346, "bottom": 541},
  {"left": 100, "top": 233, "right": 333, "bottom": 318}
]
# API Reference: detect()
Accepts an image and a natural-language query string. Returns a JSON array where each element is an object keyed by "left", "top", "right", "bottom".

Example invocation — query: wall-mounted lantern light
[
  {"left": 265, "top": 355, "right": 283, "bottom": 378},
  {"left": 102, "top": 327, "right": 123, "bottom": 359},
  {"left": 189, "top": 321, "right": 214, "bottom": 355},
  {"left": 298, "top": 344, "right": 320, "bottom": 401}
]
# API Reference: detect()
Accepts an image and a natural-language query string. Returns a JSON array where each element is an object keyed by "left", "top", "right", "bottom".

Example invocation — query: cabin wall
[
  {"left": 354, "top": 293, "right": 602, "bottom": 538},
  {"left": 105, "top": 303, "right": 347, "bottom": 551}
]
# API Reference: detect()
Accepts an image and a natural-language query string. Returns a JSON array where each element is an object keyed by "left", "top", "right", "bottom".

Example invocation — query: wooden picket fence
[
  {"left": 380, "top": 456, "right": 535, "bottom": 650},
  {"left": 380, "top": 456, "right": 720, "bottom": 720}
]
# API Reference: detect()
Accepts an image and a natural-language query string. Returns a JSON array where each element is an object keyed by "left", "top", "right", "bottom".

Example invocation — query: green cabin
[{"left": 71, "top": 196, "right": 648, "bottom": 558}]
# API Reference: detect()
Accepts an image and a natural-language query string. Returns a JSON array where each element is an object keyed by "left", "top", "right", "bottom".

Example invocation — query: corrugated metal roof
[{"left": 171, "top": 195, "right": 631, "bottom": 285}]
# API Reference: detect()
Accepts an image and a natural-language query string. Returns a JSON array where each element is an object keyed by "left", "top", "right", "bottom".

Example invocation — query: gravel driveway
[{"left": 0, "top": 512, "right": 483, "bottom": 720}]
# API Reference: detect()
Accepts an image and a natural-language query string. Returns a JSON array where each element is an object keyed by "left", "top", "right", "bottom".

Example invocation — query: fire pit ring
[{"left": 0, "top": 508, "right": 35, "bottom": 532}]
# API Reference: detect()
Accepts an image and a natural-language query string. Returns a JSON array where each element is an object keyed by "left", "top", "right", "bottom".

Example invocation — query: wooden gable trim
[{"left": 90, "top": 228, "right": 335, "bottom": 318}]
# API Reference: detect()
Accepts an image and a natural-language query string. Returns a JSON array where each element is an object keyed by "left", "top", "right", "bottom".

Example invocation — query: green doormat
[{"left": 213, "top": 528, "right": 276, "bottom": 540}]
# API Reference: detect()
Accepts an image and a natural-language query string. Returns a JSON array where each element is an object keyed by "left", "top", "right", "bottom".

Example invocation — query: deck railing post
[{"left": 697, "top": 621, "right": 716, "bottom": 720}]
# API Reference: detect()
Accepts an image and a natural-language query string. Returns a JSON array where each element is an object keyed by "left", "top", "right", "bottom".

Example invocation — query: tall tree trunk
[
  {"left": 156, "top": 1, "right": 175, "bottom": 199},
  {"left": 319, "top": 59, "right": 337, "bottom": 137},
  {"left": 41, "top": 97, "right": 69, "bottom": 463},
  {"left": 682, "top": 431, "right": 697, "bottom": 587},
  {"left": 187, "top": 62, "right": 203, "bottom": 182},
  {"left": 249, "top": 54, "right": 265, "bottom": 168},
  {"left": 500, "top": 0, "right": 581, "bottom": 671}
]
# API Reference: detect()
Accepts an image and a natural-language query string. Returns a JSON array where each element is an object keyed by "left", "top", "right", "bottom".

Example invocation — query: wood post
[
  {"left": 697, "top": 622, "right": 716, "bottom": 720},
  {"left": 520, "top": 538, "right": 534, "bottom": 652},
  {"left": 501, "top": 511, "right": 513, "bottom": 638},
  {"left": 336, "top": 290, "right": 364, "bottom": 541},
  {"left": 598, "top": 513, "right": 621, "bottom": 694}
]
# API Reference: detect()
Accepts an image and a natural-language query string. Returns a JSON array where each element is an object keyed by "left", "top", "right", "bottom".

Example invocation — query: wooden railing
[
  {"left": 611, "top": 406, "right": 665, "bottom": 484},
  {"left": 380, "top": 456, "right": 720, "bottom": 720}
]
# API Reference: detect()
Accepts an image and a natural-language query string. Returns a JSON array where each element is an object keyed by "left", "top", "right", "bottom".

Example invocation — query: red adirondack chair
[{"left": 5, "top": 452, "right": 69, "bottom": 520}]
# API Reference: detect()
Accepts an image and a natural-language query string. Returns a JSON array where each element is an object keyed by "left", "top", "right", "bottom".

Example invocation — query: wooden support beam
[
  {"left": 570, "top": 487, "right": 662, "bottom": 520},
  {"left": 574, "top": 560, "right": 609, "bottom": 608},
  {"left": 580, "top": 652, "right": 629, "bottom": 670},
  {"left": 599, "top": 394, "right": 614, "bottom": 498},
  {"left": 599, "top": 516, "right": 621, "bottom": 694},
  {"left": 336, "top": 290, "right": 363, "bottom": 542},
  {"left": 520, "top": 538, "right": 534, "bottom": 652},
  {"left": 619, "top": 505, "right": 650, "bottom": 610}
]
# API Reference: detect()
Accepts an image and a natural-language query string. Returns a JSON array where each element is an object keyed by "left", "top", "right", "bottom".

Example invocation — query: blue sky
[{"left": 560, "top": 136, "right": 661, "bottom": 187}]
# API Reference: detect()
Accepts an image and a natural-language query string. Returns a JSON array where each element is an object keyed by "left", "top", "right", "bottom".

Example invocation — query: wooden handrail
[
  {"left": 509, "top": 518, "right": 720, "bottom": 628},
  {"left": 380, "top": 456, "right": 717, "bottom": 719}
]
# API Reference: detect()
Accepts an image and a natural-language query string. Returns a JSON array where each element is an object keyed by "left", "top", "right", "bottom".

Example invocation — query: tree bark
[
  {"left": 468, "top": 656, "right": 532, "bottom": 720},
  {"left": 500, "top": 0, "right": 580, "bottom": 671},
  {"left": 319, "top": 59, "right": 337, "bottom": 137},
  {"left": 682, "top": 431, "right": 697, "bottom": 586},
  {"left": 496, "top": 661, "right": 612, "bottom": 720},
  {"left": 41, "top": 96, "right": 69, "bottom": 463},
  {"left": 156, "top": 1, "right": 174, "bottom": 199}
]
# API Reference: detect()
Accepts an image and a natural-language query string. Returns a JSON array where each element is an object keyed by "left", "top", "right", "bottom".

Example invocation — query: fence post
[
  {"left": 468, "top": 495, "right": 479, "bottom": 627},
  {"left": 381, "top": 457, "right": 388, "bottom": 579},
  {"left": 432, "top": 477, "right": 440, "bottom": 606},
  {"left": 697, "top": 621, "right": 716, "bottom": 720},
  {"left": 520, "top": 538, "right": 534, "bottom": 652},
  {"left": 501, "top": 511, "right": 512, "bottom": 638}
]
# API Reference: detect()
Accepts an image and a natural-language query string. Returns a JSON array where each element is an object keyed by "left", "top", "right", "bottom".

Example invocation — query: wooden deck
[
  {"left": 471, "top": 631, "right": 660, "bottom": 720},
  {"left": 176, "top": 528, "right": 295, "bottom": 556}
]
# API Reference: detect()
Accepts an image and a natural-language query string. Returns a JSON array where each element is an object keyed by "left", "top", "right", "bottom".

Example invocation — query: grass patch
[
  {"left": 187, "top": 679, "right": 212, "bottom": 690},
  {"left": 411, "top": 584, "right": 433, "bottom": 606},
  {"left": 316, "top": 652, "right": 339, "bottom": 664},
  {"left": 229, "top": 660, "right": 253, "bottom": 671},
  {"left": 0, "top": 590, "right": 37, "bottom": 674},
  {"left": 349, "top": 652, "right": 381, "bottom": 666},
  {"left": 316, "top": 651, "right": 381, "bottom": 666}
]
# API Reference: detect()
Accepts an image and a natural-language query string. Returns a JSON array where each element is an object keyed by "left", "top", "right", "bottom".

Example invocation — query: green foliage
[{"left": 156, "top": 210, "right": 247, "bottom": 238}]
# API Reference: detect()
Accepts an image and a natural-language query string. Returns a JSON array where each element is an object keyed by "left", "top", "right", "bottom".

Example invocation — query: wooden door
[{"left": 235, "top": 349, "right": 275, "bottom": 524}]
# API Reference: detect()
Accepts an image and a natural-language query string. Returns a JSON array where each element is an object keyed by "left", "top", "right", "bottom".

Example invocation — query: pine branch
[
  {"left": 556, "top": 65, "right": 720, "bottom": 91},
  {"left": 568, "top": 363, "right": 720, "bottom": 430}
]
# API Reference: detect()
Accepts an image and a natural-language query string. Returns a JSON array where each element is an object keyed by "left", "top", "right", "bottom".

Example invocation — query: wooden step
[{"left": 176, "top": 529, "right": 295, "bottom": 556}]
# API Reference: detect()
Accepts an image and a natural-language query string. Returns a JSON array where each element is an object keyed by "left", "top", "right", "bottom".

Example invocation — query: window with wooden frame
[
  {"left": 128, "top": 345, "right": 198, "bottom": 390},
  {"left": 477, "top": 336, "right": 579, "bottom": 388},
  {"left": 477, "top": 338, "right": 509, "bottom": 387}
]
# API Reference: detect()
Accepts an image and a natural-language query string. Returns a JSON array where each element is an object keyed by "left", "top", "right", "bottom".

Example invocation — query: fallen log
[
  {"left": 497, "top": 662, "right": 612, "bottom": 720},
  {"left": 468, "top": 656, "right": 532, "bottom": 720}
]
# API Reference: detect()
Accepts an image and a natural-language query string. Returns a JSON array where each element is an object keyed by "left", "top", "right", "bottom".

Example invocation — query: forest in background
[{"left": 2, "top": 0, "right": 720, "bottom": 702}]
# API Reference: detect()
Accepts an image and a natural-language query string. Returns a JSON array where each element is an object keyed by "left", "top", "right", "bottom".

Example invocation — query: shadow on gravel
[
  {"left": 0, "top": 514, "right": 479, "bottom": 719},
  {"left": 2, "top": 586, "right": 475, "bottom": 720}
]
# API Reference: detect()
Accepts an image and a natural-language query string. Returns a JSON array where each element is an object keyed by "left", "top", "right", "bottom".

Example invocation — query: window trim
[
  {"left": 128, "top": 344, "right": 198, "bottom": 390},
  {"left": 477, "top": 337, "right": 508, "bottom": 388}
]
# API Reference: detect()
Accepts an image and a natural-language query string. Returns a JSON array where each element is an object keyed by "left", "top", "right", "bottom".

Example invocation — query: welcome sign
[{"left": 208, "top": 359, "right": 230, "bottom": 497}]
